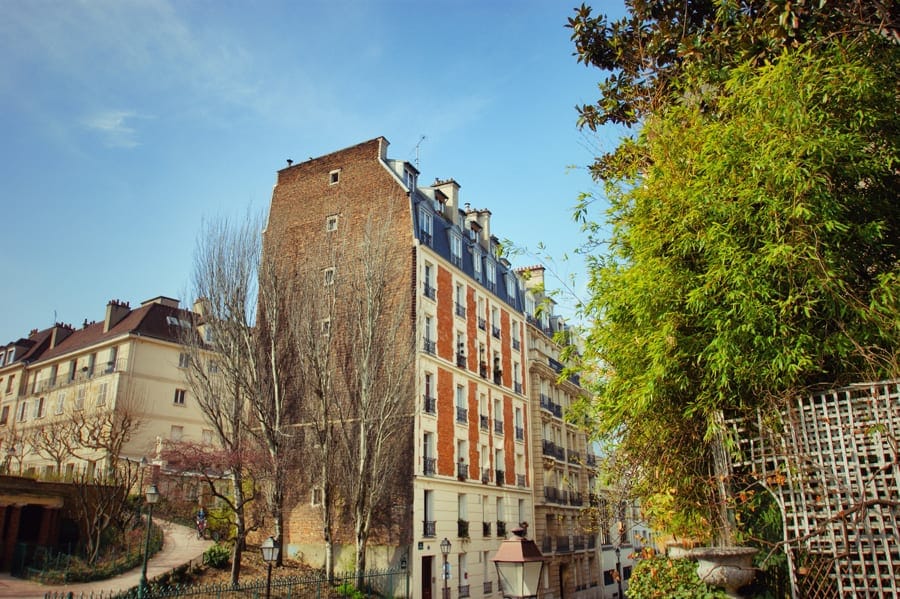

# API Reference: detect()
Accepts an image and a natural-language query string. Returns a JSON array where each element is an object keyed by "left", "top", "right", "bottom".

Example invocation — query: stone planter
[{"left": 688, "top": 546, "right": 757, "bottom": 598}]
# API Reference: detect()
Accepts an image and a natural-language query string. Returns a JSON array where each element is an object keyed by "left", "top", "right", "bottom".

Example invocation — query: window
[
  {"left": 5, "top": 374, "right": 13, "bottom": 393},
  {"left": 208, "top": 360, "right": 219, "bottom": 373},
  {"left": 506, "top": 274, "right": 516, "bottom": 300},
  {"left": 174, "top": 388, "right": 186, "bottom": 405},
  {"left": 418, "top": 206, "right": 433, "bottom": 245},
  {"left": 456, "top": 385, "right": 467, "bottom": 423},
  {"left": 68, "top": 359, "right": 77, "bottom": 382},
  {"left": 404, "top": 168, "right": 417, "bottom": 190},
  {"left": 107, "top": 346, "right": 118, "bottom": 372},
  {"left": 6, "top": 349, "right": 14, "bottom": 364},
  {"left": 87, "top": 353, "right": 96, "bottom": 376},
  {"left": 450, "top": 232, "right": 463, "bottom": 266},
  {"left": 329, "top": 169, "right": 341, "bottom": 185},
  {"left": 202, "top": 429, "right": 214, "bottom": 444},
  {"left": 486, "top": 260, "right": 496, "bottom": 287},
  {"left": 455, "top": 284, "right": 466, "bottom": 318},
  {"left": 473, "top": 248, "right": 482, "bottom": 277},
  {"left": 423, "top": 315, "right": 436, "bottom": 355},
  {"left": 76, "top": 387, "right": 85, "bottom": 410},
  {"left": 49, "top": 364, "right": 58, "bottom": 387},
  {"left": 55, "top": 393, "right": 65, "bottom": 414},
  {"left": 170, "top": 425, "right": 183, "bottom": 441},
  {"left": 311, "top": 487, "right": 323, "bottom": 506},
  {"left": 326, "top": 214, "right": 338, "bottom": 232},
  {"left": 18, "top": 402, "right": 27, "bottom": 422},
  {"left": 0, "top": 406, "right": 7, "bottom": 425},
  {"left": 96, "top": 383, "right": 107, "bottom": 406},
  {"left": 323, "top": 267, "right": 335, "bottom": 285},
  {"left": 423, "top": 262, "right": 436, "bottom": 299},
  {"left": 178, "top": 352, "right": 189, "bottom": 368},
  {"left": 320, "top": 318, "right": 331, "bottom": 336},
  {"left": 0, "top": 353, "right": 4, "bottom": 367}
]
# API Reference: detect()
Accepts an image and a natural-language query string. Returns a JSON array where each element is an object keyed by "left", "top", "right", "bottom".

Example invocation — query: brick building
[{"left": 265, "top": 138, "right": 536, "bottom": 598}]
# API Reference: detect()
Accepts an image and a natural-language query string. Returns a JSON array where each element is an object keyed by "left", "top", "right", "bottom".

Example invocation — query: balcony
[
  {"left": 479, "top": 363, "right": 487, "bottom": 379},
  {"left": 456, "top": 406, "right": 468, "bottom": 423},
  {"left": 542, "top": 536, "right": 552, "bottom": 553},
  {"left": 457, "top": 519, "right": 469, "bottom": 538},
  {"left": 458, "top": 584, "right": 470, "bottom": 598},
  {"left": 514, "top": 382, "right": 522, "bottom": 394},
  {"left": 423, "top": 395, "right": 436, "bottom": 414},
  {"left": 492, "top": 325, "right": 501, "bottom": 339},
  {"left": 477, "top": 317, "right": 486, "bottom": 331},
  {"left": 493, "top": 371, "right": 502, "bottom": 385},
  {"left": 586, "top": 454, "right": 597, "bottom": 467},
  {"left": 423, "top": 283, "right": 436, "bottom": 300},
  {"left": 457, "top": 461, "right": 468, "bottom": 480},
  {"left": 494, "top": 419, "right": 504, "bottom": 434},
  {"left": 482, "top": 468, "right": 490, "bottom": 484},
  {"left": 423, "top": 520, "right": 436, "bottom": 537},
  {"left": 568, "top": 450, "right": 581, "bottom": 464},
  {"left": 570, "top": 492, "right": 584, "bottom": 506},
  {"left": 497, "top": 521, "right": 507, "bottom": 536},
  {"left": 512, "top": 338, "right": 520, "bottom": 351},
  {"left": 423, "top": 339, "right": 436, "bottom": 355},
  {"left": 482, "top": 521, "right": 492, "bottom": 537},
  {"left": 480, "top": 415, "right": 489, "bottom": 431},
  {"left": 542, "top": 439, "right": 558, "bottom": 458},
  {"left": 556, "top": 535, "right": 571, "bottom": 553},
  {"left": 495, "top": 469, "right": 505, "bottom": 486},
  {"left": 456, "top": 353, "right": 467, "bottom": 368},
  {"left": 423, "top": 457, "right": 436, "bottom": 476},
  {"left": 573, "top": 535, "right": 586, "bottom": 551},
  {"left": 515, "top": 426, "right": 524, "bottom": 441},
  {"left": 544, "top": 487, "right": 559, "bottom": 502},
  {"left": 455, "top": 302, "right": 466, "bottom": 318},
  {"left": 516, "top": 474, "right": 526, "bottom": 487},
  {"left": 548, "top": 357, "right": 564, "bottom": 373},
  {"left": 483, "top": 582, "right": 493, "bottom": 594}
]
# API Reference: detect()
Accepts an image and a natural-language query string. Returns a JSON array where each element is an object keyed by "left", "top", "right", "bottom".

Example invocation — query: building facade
[
  {"left": 265, "top": 138, "right": 538, "bottom": 599},
  {"left": 0, "top": 296, "right": 209, "bottom": 478}
]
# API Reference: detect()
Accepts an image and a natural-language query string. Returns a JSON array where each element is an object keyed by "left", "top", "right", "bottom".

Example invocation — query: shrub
[
  {"left": 335, "top": 581, "right": 366, "bottom": 599},
  {"left": 627, "top": 556, "right": 729, "bottom": 599},
  {"left": 203, "top": 543, "right": 231, "bottom": 569}
]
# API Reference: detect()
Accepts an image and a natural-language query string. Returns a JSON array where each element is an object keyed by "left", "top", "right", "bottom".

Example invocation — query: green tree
[{"left": 576, "top": 38, "right": 899, "bottom": 542}]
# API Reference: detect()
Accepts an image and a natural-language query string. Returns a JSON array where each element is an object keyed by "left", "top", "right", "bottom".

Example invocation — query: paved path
[{"left": 0, "top": 518, "right": 212, "bottom": 598}]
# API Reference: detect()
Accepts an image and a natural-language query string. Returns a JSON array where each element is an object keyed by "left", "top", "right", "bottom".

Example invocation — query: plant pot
[{"left": 687, "top": 546, "right": 756, "bottom": 598}]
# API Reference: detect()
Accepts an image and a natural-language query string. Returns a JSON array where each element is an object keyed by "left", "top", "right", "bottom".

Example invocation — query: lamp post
[
  {"left": 491, "top": 527, "right": 545, "bottom": 599},
  {"left": 440, "top": 537, "right": 451, "bottom": 599},
  {"left": 261, "top": 536, "right": 280, "bottom": 599},
  {"left": 138, "top": 484, "right": 160, "bottom": 599},
  {"left": 615, "top": 520, "right": 624, "bottom": 599}
]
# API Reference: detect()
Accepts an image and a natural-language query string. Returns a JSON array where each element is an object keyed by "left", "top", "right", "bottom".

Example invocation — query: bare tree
[
  {"left": 65, "top": 392, "right": 145, "bottom": 564},
  {"left": 181, "top": 212, "right": 265, "bottom": 586},
  {"left": 282, "top": 240, "right": 342, "bottom": 577},
  {"left": 334, "top": 220, "right": 415, "bottom": 578},
  {"left": 23, "top": 413, "right": 76, "bottom": 476}
]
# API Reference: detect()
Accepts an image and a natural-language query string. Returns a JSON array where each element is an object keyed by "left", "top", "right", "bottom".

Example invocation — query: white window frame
[
  {"left": 419, "top": 207, "right": 433, "bottom": 244},
  {"left": 97, "top": 383, "right": 108, "bottom": 406},
  {"left": 329, "top": 169, "right": 341, "bottom": 185},
  {"left": 323, "top": 267, "right": 335, "bottom": 286},
  {"left": 326, "top": 214, "right": 339, "bottom": 232},
  {"left": 173, "top": 388, "right": 187, "bottom": 406},
  {"left": 178, "top": 352, "right": 189, "bottom": 368}
]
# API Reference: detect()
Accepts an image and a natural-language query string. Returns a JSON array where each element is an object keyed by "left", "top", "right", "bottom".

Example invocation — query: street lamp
[
  {"left": 261, "top": 536, "right": 280, "bottom": 599},
  {"left": 492, "top": 527, "right": 545, "bottom": 599},
  {"left": 440, "top": 537, "right": 451, "bottom": 599},
  {"left": 138, "top": 484, "right": 160, "bottom": 599}
]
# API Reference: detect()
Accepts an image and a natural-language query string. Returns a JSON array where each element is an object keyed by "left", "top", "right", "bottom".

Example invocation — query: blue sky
[{"left": 0, "top": 0, "right": 626, "bottom": 344}]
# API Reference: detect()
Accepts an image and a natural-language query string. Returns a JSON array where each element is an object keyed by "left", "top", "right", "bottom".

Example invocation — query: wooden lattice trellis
[{"left": 732, "top": 380, "right": 900, "bottom": 598}]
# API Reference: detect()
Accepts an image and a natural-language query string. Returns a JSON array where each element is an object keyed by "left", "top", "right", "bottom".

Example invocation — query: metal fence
[{"left": 44, "top": 568, "right": 409, "bottom": 599}]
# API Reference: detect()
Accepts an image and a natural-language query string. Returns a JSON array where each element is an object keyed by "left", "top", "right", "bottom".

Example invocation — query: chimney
[
  {"left": 517, "top": 265, "right": 546, "bottom": 291},
  {"left": 433, "top": 179, "right": 461, "bottom": 223},
  {"left": 50, "top": 323, "right": 74, "bottom": 348},
  {"left": 475, "top": 209, "right": 492, "bottom": 250},
  {"left": 193, "top": 297, "right": 211, "bottom": 318},
  {"left": 104, "top": 299, "right": 131, "bottom": 333}
]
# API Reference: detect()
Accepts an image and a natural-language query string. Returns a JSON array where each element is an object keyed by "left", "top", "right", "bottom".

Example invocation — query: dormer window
[
  {"left": 329, "top": 169, "right": 341, "bottom": 185},
  {"left": 404, "top": 168, "right": 417, "bottom": 190},
  {"left": 450, "top": 232, "right": 463, "bottom": 267},
  {"left": 419, "top": 206, "right": 433, "bottom": 246}
]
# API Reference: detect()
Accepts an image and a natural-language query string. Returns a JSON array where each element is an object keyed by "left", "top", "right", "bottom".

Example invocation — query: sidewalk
[{"left": 0, "top": 518, "right": 213, "bottom": 598}]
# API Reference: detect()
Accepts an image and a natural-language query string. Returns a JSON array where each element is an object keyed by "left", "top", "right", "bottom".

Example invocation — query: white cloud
[{"left": 82, "top": 110, "right": 146, "bottom": 148}]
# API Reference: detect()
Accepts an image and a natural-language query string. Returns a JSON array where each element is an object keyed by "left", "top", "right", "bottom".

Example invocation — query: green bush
[
  {"left": 335, "top": 581, "right": 366, "bottom": 599},
  {"left": 628, "top": 556, "right": 729, "bottom": 599},
  {"left": 202, "top": 543, "right": 231, "bottom": 569}
]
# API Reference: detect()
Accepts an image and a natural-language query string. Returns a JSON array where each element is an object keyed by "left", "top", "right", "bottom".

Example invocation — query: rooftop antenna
[{"left": 414, "top": 135, "right": 426, "bottom": 169}]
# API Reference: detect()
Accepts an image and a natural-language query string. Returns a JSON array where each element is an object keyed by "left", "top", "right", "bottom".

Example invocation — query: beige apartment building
[{"left": 0, "top": 296, "right": 209, "bottom": 479}]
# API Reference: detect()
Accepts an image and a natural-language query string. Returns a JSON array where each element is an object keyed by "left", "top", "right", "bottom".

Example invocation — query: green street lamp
[
  {"left": 138, "top": 484, "right": 160, "bottom": 599},
  {"left": 492, "top": 527, "right": 545, "bottom": 599},
  {"left": 261, "top": 536, "right": 280, "bottom": 599}
]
